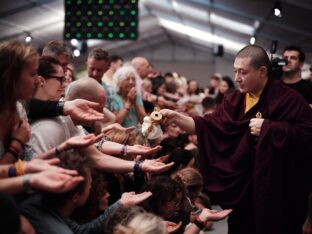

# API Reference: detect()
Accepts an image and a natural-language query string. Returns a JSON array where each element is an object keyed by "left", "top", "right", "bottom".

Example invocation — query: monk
[{"left": 161, "top": 45, "right": 312, "bottom": 234}]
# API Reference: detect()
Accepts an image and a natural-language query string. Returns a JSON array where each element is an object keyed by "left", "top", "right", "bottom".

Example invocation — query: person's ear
[
  {"left": 37, "top": 76, "right": 45, "bottom": 87},
  {"left": 259, "top": 66, "right": 268, "bottom": 78},
  {"left": 72, "top": 192, "right": 81, "bottom": 204}
]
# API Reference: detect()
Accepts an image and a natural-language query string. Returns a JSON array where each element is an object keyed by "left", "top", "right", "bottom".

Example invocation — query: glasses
[{"left": 47, "top": 75, "right": 66, "bottom": 84}]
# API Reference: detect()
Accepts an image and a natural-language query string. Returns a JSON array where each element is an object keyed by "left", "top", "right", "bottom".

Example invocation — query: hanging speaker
[{"left": 213, "top": 44, "right": 224, "bottom": 57}]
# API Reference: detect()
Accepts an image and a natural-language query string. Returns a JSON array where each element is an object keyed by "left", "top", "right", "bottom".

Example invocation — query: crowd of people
[{"left": 0, "top": 39, "right": 312, "bottom": 234}]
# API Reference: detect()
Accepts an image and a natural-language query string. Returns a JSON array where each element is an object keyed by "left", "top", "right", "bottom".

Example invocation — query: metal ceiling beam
[
  {"left": 0, "top": 0, "right": 55, "bottom": 19},
  {"left": 180, "top": 0, "right": 312, "bottom": 38}
]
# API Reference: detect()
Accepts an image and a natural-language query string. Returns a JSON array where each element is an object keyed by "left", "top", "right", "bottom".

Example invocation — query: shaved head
[
  {"left": 65, "top": 78, "right": 106, "bottom": 108},
  {"left": 131, "top": 57, "right": 152, "bottom": 79}
]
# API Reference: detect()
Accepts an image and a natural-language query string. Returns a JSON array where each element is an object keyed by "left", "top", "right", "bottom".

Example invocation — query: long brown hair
[{"left": 0, "top": 41, "right": 38, "bottom": 114}]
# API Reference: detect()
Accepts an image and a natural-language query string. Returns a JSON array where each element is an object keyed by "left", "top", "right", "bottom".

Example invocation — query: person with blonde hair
[
  {"left": 114, "top": 212, "right": 167, "bottom": 234},
  {"left": 0, "top": 41, "right": 39, "bottom": 163}
]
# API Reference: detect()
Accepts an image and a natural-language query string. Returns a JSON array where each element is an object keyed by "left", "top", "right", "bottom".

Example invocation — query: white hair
[
  {"left": 114, "top": 213, "right": 167, "bottom": 234},
  {"left": 112, "top": 65, "right": 140, "bottom": 93}
]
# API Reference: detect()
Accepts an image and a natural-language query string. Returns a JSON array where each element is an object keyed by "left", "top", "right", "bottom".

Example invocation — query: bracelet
[
  {"left": 121, "top": 145, "right": 127, "bottom": 157},
  {"left": 8, "top": 166, "right": 17, "bottom": 177},
  {"left": 56, "top": 101, "right": 65, "bottom": 116},
  {"left": 55, "top": 146, "right": 62, "bottom": 155},
  {"left": 6, "top": 148, "right": 19, "bottom": 159},
  {"left": 23, "top": 174, "right": 34, "bottom": 193},
  {"left": 11, "top": 137, "right": 25, "bottom": 148},
  {"left": 194, "top": 215, "right": 205, "bottom": 230},
  {"left": 9, "top": 145, "right": 20, "bottom": 154},
  {"left": 194, "top": 220, "right": 205, "bottom": 230},
  {"left": 133, "top": 160, "right": 143, "bottom": 175},
  {"left": 1, "top": 168, "right": 8, "bottom": 178},
  {"left": 15, "top": 159, "right": 25, "bottom": 176},
  {"left": 96, "top": 136, "right": 110, "bottom": 151}
]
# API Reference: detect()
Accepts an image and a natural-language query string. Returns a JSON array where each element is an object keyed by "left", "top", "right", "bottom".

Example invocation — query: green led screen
[{"left": 64, "top": 0, "right": 138, "bottom": 40}]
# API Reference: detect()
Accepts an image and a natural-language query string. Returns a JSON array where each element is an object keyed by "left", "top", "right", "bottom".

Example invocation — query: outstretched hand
[
  {"left": 63, "top": 133, "right": 104, "bottom": 150},
  {"left": 160, "top": 109, "right": 177, "bottom": 126},
  {"left": 30, "top": 170, "right": 84, "bottom": 193},
  {"left": 119, "top": 191, "right": 152, "bottom": 207},
  {"left": 141, "top": 159, "right": 174, "bottom": 174},
  {"left": 64, "top": 99, "right": 104, "bottom": 123},
  {"left": 198, "top": 208, "right": 232, "bottom": 223},
  {"left": 101, "top": 123, "right": 135, "bottom": 135},
  {"left": 164, "top": 221, "right": 182, "bottom": 233},
  {"left": 25, "top": 158, "right": 78, "bottom": 175},
  {"left": 128, "top": 145, "right": 162, "bottom": 156}
]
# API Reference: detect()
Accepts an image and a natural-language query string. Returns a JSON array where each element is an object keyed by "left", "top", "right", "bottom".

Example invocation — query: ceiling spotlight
[
  {"left": 274, "top": 2, "right": 282, "bottom": 18},
  {"left": 70, "top": 39, "right": 78, "bottom": 46},
  {"left": 250, "top": 36, "right": 256, "bottom": 45},
  {"left": 73, "top": 49, "right": 80, "bottom": 57},
  {"left": 25, "top": 33, "right": 32, "bottom": 43}
]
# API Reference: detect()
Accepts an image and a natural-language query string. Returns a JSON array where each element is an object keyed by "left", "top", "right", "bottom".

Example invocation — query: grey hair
[{"left": 113, "top": 65, "right": 140, "bottom": 93}]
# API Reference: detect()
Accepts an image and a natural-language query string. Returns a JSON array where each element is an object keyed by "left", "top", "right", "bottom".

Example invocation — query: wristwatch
[{"left": 56, "top": 101, "right": 65, "bottom": 116}]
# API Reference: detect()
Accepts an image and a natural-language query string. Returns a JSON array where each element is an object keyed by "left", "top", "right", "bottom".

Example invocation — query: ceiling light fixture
[
  {"left": 250, "top": 36, "right": 256, "bottom": 45},
  {"left": 25, "top": 33, "right": 32, "bottom": 43},
  {"left": 73, "top": 49, "right": 80, "bottom": 57},
  {"left": 274, "top": 2, "right": 282, "bottom": 18}
]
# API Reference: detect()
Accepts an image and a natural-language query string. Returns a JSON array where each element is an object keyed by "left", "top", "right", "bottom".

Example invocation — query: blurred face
[
  {"left": 282, "top": 50, "right": 303, "bottom": 74},
  {"left": 64, "top": 68, "right": 73, "bottom": 90},
  {"left": 137, "top": 59, "right": 152, "bottom": 78},
  {"left": 87, "top": 57, "right": 109, "bottom": 82},
  {"left": 189, "top": 81, "right": 198, "bottom": 93},
  {"left": 160, "top": 191, "right": 183, "bottom": 219},
  {"left": 76, "top": 171, "right": 92, "bottom": 207},
  {"left": 120, "top": 75, "right": 136, "bottom": 93},
  {"left": 17, "top": 58, "right": 39, "bottom": 101},
  {"left": 234, "top": 57, "right": 266, "bottom": 95},
  {"left": 165, "top": 123, "right": 182, "bottom": 138},
  {"left": 219, "top": 80, "right": 230, "bottom": 94},
  {"left": 41, "top": 64, "right": 65, "bottom": 100},
  {"left": 98, "top": 191, "right": 110, "bottom": 210},
  {"left": 157, "top": 84, "right": 166, "bottom": 96},
  {"left": 111, "top": 59, "right": 123, "bottom": 72},
  {"left": 209, "top": 79, "right": 219, "bottom": 88},
  {"left": 57, "top": 54, "right": 70, "bottom": 73}
]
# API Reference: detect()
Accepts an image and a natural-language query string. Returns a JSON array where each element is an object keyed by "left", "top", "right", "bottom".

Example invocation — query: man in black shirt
[{"left": 282, "top": 45, "right": 312, "bottom": 107}]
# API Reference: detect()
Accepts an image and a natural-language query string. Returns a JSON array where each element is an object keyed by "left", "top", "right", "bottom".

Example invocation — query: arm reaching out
[{"left": 160, "top": 109, "right": 196, "bottom": 134}]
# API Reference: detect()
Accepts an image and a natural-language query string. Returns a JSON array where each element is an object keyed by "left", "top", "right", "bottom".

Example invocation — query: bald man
[
  {"left": 66, "top": 78, "right": 115, "bottom": 131},
  {"left": 29, "top": 78, "right": 173, "bottom": 174},
  {"left": 131, "top": 57, "right": 152, "bottom": 96}
]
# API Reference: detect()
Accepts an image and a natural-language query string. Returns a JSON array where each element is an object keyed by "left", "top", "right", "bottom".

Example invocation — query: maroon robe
[{"left": 193, "top": 78, "right": 312, "bottom": 234}]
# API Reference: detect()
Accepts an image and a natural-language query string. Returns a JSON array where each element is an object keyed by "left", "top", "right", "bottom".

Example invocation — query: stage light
[
  {"left": 274, "top": 2, "right": 282, "bottom": 18},
  {"left": 70, "top": 39, "right": 78, "bottom": 46},
  {"left": 25, "top": 33, "right": 32, "bottom": 43},
  {"left": 64, "top": 0, "right": 138, "bottom": 40},
  {"left": 250, "top": 36, "right": 256, "bottom": 45},
  {"left": 73, "top": 49, "right": 80, "bottom": 57}
]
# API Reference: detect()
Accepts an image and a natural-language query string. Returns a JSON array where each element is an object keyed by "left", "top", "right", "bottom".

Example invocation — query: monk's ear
[{"left": 259, "top": 66, "right": 268, "bottom": 78}]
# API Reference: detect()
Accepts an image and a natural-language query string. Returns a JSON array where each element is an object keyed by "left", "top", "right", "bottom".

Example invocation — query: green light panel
[{"left": 64, "top": 0, "right": 138, "bottom": 40}]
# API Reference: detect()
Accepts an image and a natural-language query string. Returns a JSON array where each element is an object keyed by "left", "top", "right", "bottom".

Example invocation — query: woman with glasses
[{"left": 34, "top": 56, "right": 66, "bottom": 101}]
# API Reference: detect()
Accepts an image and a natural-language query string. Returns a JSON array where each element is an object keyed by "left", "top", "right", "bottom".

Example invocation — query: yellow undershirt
[{"left": 244, "top": 92, "right": 261, "bottom": 113}]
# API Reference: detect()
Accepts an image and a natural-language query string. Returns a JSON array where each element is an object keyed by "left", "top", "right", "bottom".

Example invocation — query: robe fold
[{"left": 193, "top": 78, "right": 312, "bottom": 234}]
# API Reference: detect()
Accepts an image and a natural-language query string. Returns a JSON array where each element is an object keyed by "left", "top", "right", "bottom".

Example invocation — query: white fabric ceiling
[{"left": 0, "top": 0, "right": 311, "bottom": 66}]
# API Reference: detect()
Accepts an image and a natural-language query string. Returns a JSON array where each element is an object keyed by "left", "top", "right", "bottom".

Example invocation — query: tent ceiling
[{"left": 0, "top": 0, "right": 311, "bottom": 64}]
